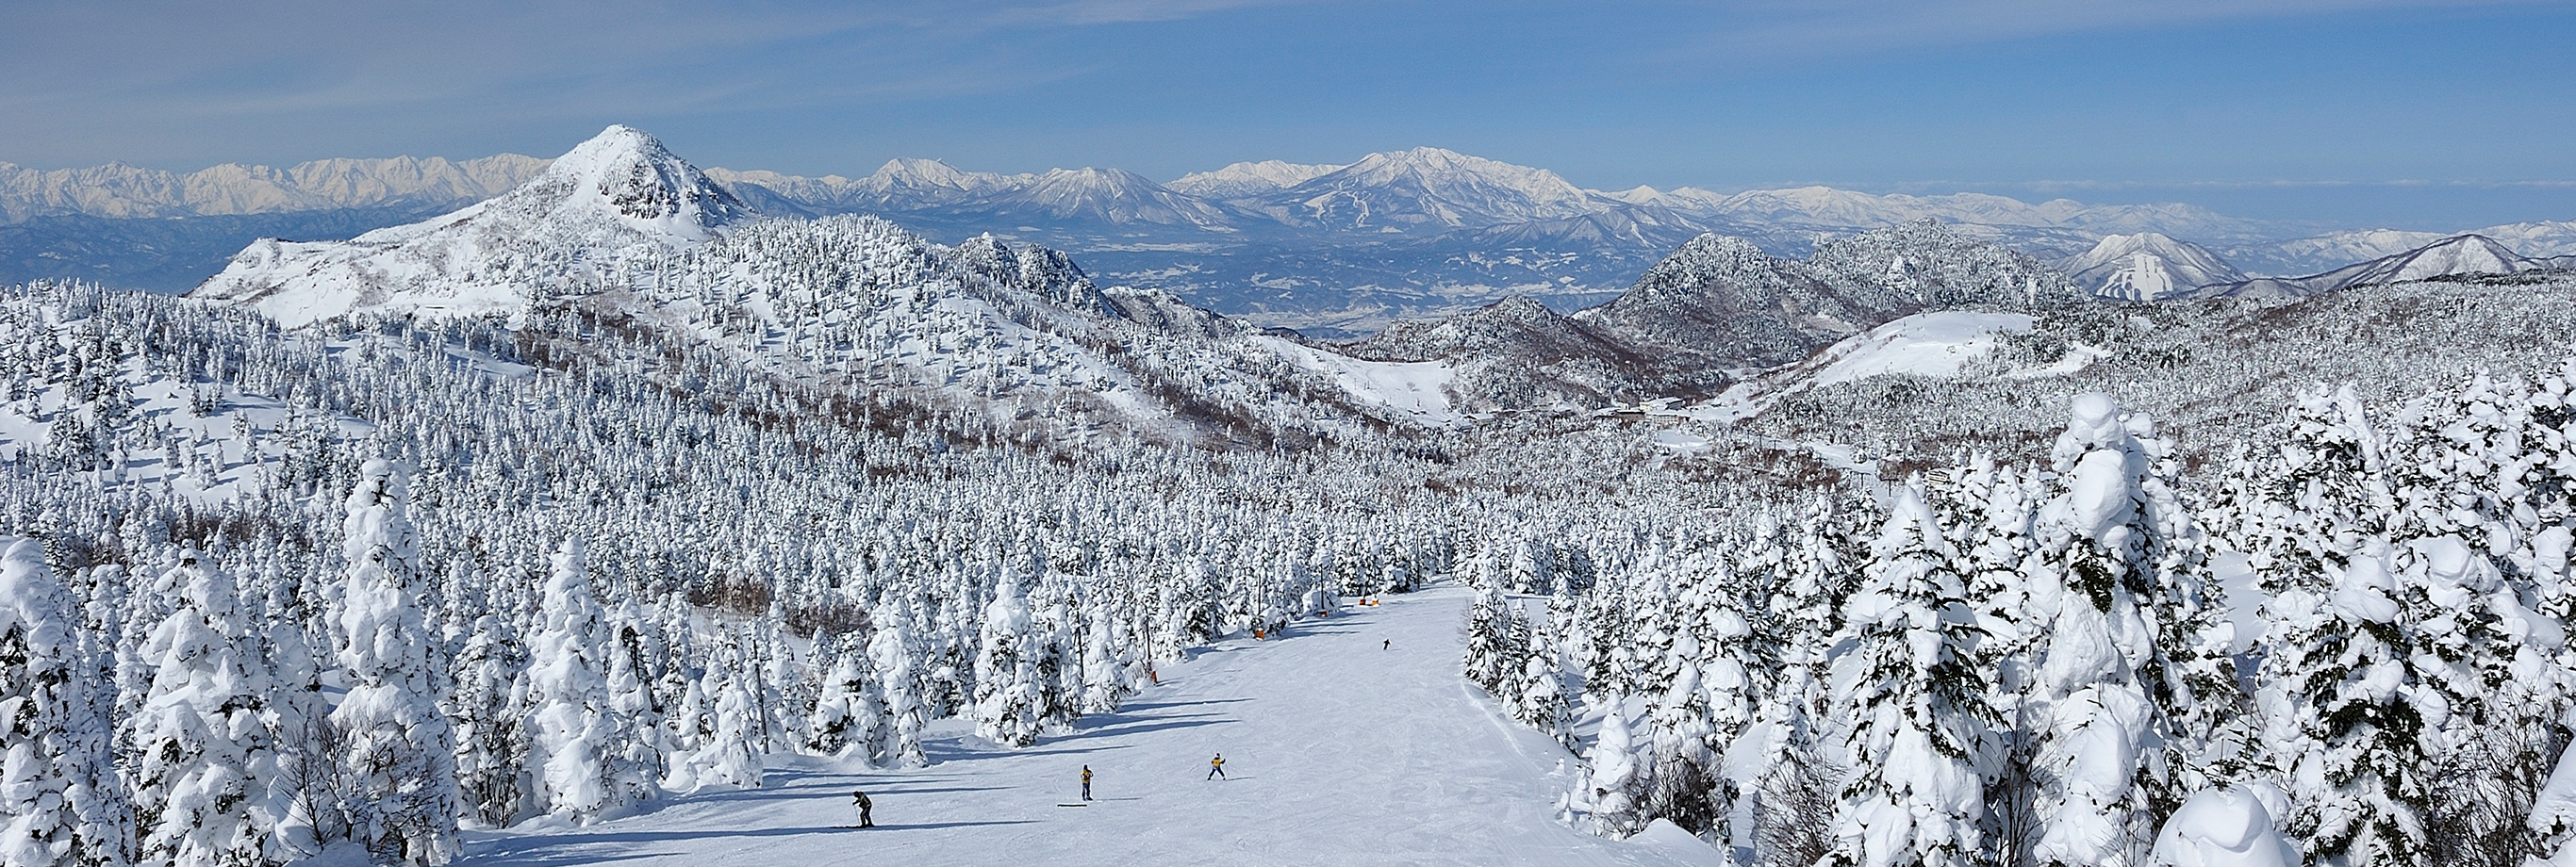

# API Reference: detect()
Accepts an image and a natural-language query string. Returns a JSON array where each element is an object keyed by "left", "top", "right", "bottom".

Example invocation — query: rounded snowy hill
[{"left": 190, "top": 125, "right": 747, "bottom": 327}]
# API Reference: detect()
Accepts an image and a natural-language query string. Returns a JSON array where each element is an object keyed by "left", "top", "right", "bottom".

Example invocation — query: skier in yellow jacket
[{"left": 1206, "top": 754, "right": 1226, "bottom": 780}]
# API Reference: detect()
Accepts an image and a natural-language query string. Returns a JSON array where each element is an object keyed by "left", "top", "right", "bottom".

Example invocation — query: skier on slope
[
  {"left": 1207, "top": 754, "right": 1227, "bottom": 780},
  {"left": 1082, "top": 765, "right": 1094, "bottom": 801},
  {"left": 851, "top": 790, "right": 874, "bottom": 827}
]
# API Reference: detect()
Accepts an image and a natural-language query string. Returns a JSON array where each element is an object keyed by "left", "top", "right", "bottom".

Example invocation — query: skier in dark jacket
[
  {"left": 851, "top": 790, "right": 874, "bottom": 827},
  {"left": 1206, "top": 754, "right": 1226, "bottom": 780}
]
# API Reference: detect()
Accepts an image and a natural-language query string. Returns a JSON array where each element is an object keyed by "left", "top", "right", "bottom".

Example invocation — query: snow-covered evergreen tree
[
  {"left": 132, "top": 548, "right": 283, "bottom": 867},
  {"left": 524, "top": 537, "right": 654, "bottom": 817},
  {"left": 685, "top": 634, "right": 765, "bottom": 789},
  {"left": 0, "top": 537, "right": 125, "bottom": 867},
  {"left": 453, "top": 613, "right": 529, "bottom": 827},
  {"left": 332, "top": 460, "right": 460, "bottom": 865},
  {"left": 974, "top": 570, "right": 1042, "bottom": 747},
  {"left": 868, "top": 603, "right": 930, "bottom": 769},
  {"left": 1819, "top": 487, "right": 1993, "bottom": 867},
  {"left": 805, "top": 634, "right": 885, "bottom": 762}
]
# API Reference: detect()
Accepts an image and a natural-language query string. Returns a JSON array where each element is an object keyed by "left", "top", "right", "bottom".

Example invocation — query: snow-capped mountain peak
[
  {"left": 1016, "top": 167, "right": 1234, "bottom": 228},
  {"left": 534, "top": 124, "right": 745, "bottom": 240},
  {"left": 192, "top": 125, "right": 745, "bottom": 327},
  {"left": 1261, "top": 147, "right": 1608, "bottom": 230},
  {"left": 2199, "top": 233, "right": 2552, "bottom": 298},
  {"left": 2059, "top": 232, "right": 2245, "bottom": 301},
  {"left": 1166, "top": 160, "right": 1343, "bottom": 200},
  {"left": 858, "top": 156, "right": 1022, "bottom": 202}
]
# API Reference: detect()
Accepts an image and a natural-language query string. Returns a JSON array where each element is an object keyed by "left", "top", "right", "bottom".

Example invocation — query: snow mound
[
  {"left": 1627, "top": 819, "right": 1726, "bottom": 865},
  {"left": 1256, "top": 335, "right": 1460, "bottom": 425},
  {"left": 2149, "top": 786, "right": 2297, "bottom": 867},
  {"left": 191, "top": 125, "right": 747, "bottom": 328},
  {"left": 1807, "top": 311, "right": 2035, "bottom": 385}
]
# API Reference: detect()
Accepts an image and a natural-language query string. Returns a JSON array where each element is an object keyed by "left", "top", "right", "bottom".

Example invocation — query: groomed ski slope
[{"left": 454, "top": 587, "right": 1709, "bottom": 867}]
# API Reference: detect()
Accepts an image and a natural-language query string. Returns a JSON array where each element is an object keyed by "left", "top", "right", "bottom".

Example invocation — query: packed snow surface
[
  {"left": 1807, "top": 311, "right": 2034, "bottom": 385},
  {"left": 440, "top": 588, "right": 1690, "bottom": 867},
  {"left": 1256, "top": 335, "right": 1460, "bottom": 425}
]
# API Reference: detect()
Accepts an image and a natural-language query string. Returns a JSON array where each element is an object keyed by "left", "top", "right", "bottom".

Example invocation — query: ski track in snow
[{"left": 453, "top": 588, "right": 1703, "bottom": 867}]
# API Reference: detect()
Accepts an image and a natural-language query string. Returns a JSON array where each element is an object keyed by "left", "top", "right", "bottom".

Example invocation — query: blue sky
[{"left": 4, "top": 0, "right": 2571, "bottom": 228}]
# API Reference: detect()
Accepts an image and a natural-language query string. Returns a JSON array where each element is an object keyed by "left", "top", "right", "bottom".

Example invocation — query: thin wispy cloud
[{"left": 1661, "top": 0, "right": 2568, "bottom": 63}]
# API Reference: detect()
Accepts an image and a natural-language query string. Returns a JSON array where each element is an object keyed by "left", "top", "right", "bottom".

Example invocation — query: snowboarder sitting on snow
[
  {"left": 1082, "top": 765, "right": 1094, "bottom": 801},
  {"left": 851, "top": 790, "right": 874, "bottom": 827},
  {"left": 1206, "top": 754, "right": 1226, "bottom": 780}
]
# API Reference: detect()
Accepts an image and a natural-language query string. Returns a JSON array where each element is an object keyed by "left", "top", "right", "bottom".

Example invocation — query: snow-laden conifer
[
  {"left": 452, "top": 613, "right": 529, "bottom": 827},
  {"left": 333, "top": 460, "right": 460, "bottom": 865},
  {"left": 0, "top": 537, "right": 125, "bottom": 867},
  {"left": 1819, "top": 486, "right": 1993, "bottom": 867},
  {"left": 974, "top": 569, "right": 1042, "bottom": 747},
  {"left": 524, "top": 537, "right": 655, "bottom": 816},
  {"left": 132, "top": 548, "right": 283, "bottom": 867},
  {"left": 868, "top": 603, "right": 930, "bottom": 769},
  {"left": 805, "top": 635, "right": 885, "bottom": 761}
]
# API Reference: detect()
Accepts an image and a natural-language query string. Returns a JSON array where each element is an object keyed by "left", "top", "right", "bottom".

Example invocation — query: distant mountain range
[{"left": 8, "top": 139, "right": 2576, "bottom": 336}]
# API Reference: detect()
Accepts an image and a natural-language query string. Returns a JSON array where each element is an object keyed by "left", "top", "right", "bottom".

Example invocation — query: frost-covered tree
[
  {"left": 1575, "top": 698, "right": 1648, "bottom": 838},
  {"left": 869, "top": 603, "right": 930, "bottom": 769},
  {"left": 452, "top": 613, "right": 529, "bottom": 827},
  {"left": 332, "top": 460, "right": 459, "bottom": 865},
  {"left": 0, "top": 537, "right": 125, "bottom": 867},
  {"left": 974, "top": 570, "right": 1042, "bottom": 747},
  {"left": 1819, "top": 487, "right": 1993, "bottom": 867},
  {"left": 524, "top": 537, "right": 654, "bottom": 817},
  {"left": 2237, "top": 392, "right": 2436, "bottom": 867},
  {"left": 132, "top": 548, "right": 283, "bottom": 867},
  {"left": 1079, "top": 607, "right": 1132, "bottom": 714},
  {"left": 685, "top": 634, "right": 765, "bottom": 789},
  {"left": 805, "top": 635, "right": 885, "bottom": 761},
  {"left": 257, "top": 557, "right": 333, "bottom": 859},
  {"left": 1462, "top": 583, "right": 1523, "bottom": 699}
]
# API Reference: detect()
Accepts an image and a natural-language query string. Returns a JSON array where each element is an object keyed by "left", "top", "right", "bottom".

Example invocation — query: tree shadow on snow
[
  {"left": 468, "top": 825, "right": 888, "bottom": 865},
  {"left": 1112, "top": 697, "right": 1252, "bottom": 713},
  {"left": 1070, "top": 717, "right": 1235, "bottom": 740},
  {"left": 837, "top": 781, "right": 1013, "bottom": 796},
  {"left": 874, "top": 820, "right": 1041, "bottom": 831}
]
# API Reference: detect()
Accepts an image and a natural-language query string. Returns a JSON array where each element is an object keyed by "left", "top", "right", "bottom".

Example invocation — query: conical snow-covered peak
[
  {"left": 532, "top": 124, "right": 744, "bottom": 237},
  {"left": 2060, "top": 232, "right": 2244, "bottom": 301},
  {"left": 2377, "top": 234, "right": 2531, "bottom": 281},
  {"left": 192, "top": 124, "right": 744, "bottom": 327}
]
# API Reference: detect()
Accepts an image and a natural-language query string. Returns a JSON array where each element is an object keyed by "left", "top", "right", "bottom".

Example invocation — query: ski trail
[{"left": 454, "top": 586, "right": 1705, "bottom": 867}]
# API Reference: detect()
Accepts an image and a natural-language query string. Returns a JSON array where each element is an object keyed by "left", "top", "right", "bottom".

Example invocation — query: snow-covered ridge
[
  {"left": 0, "top": 154, "right": 549, "bottom": 223},
  {"left": 173, "top": 128, "right": 1459, "bottom": 438},
  {"left": 2201, "top": 234, "right": 2557, "bottom": 298},
  {"left": 1166, "top": 159, "right": 1343, "bottom": 199}
]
